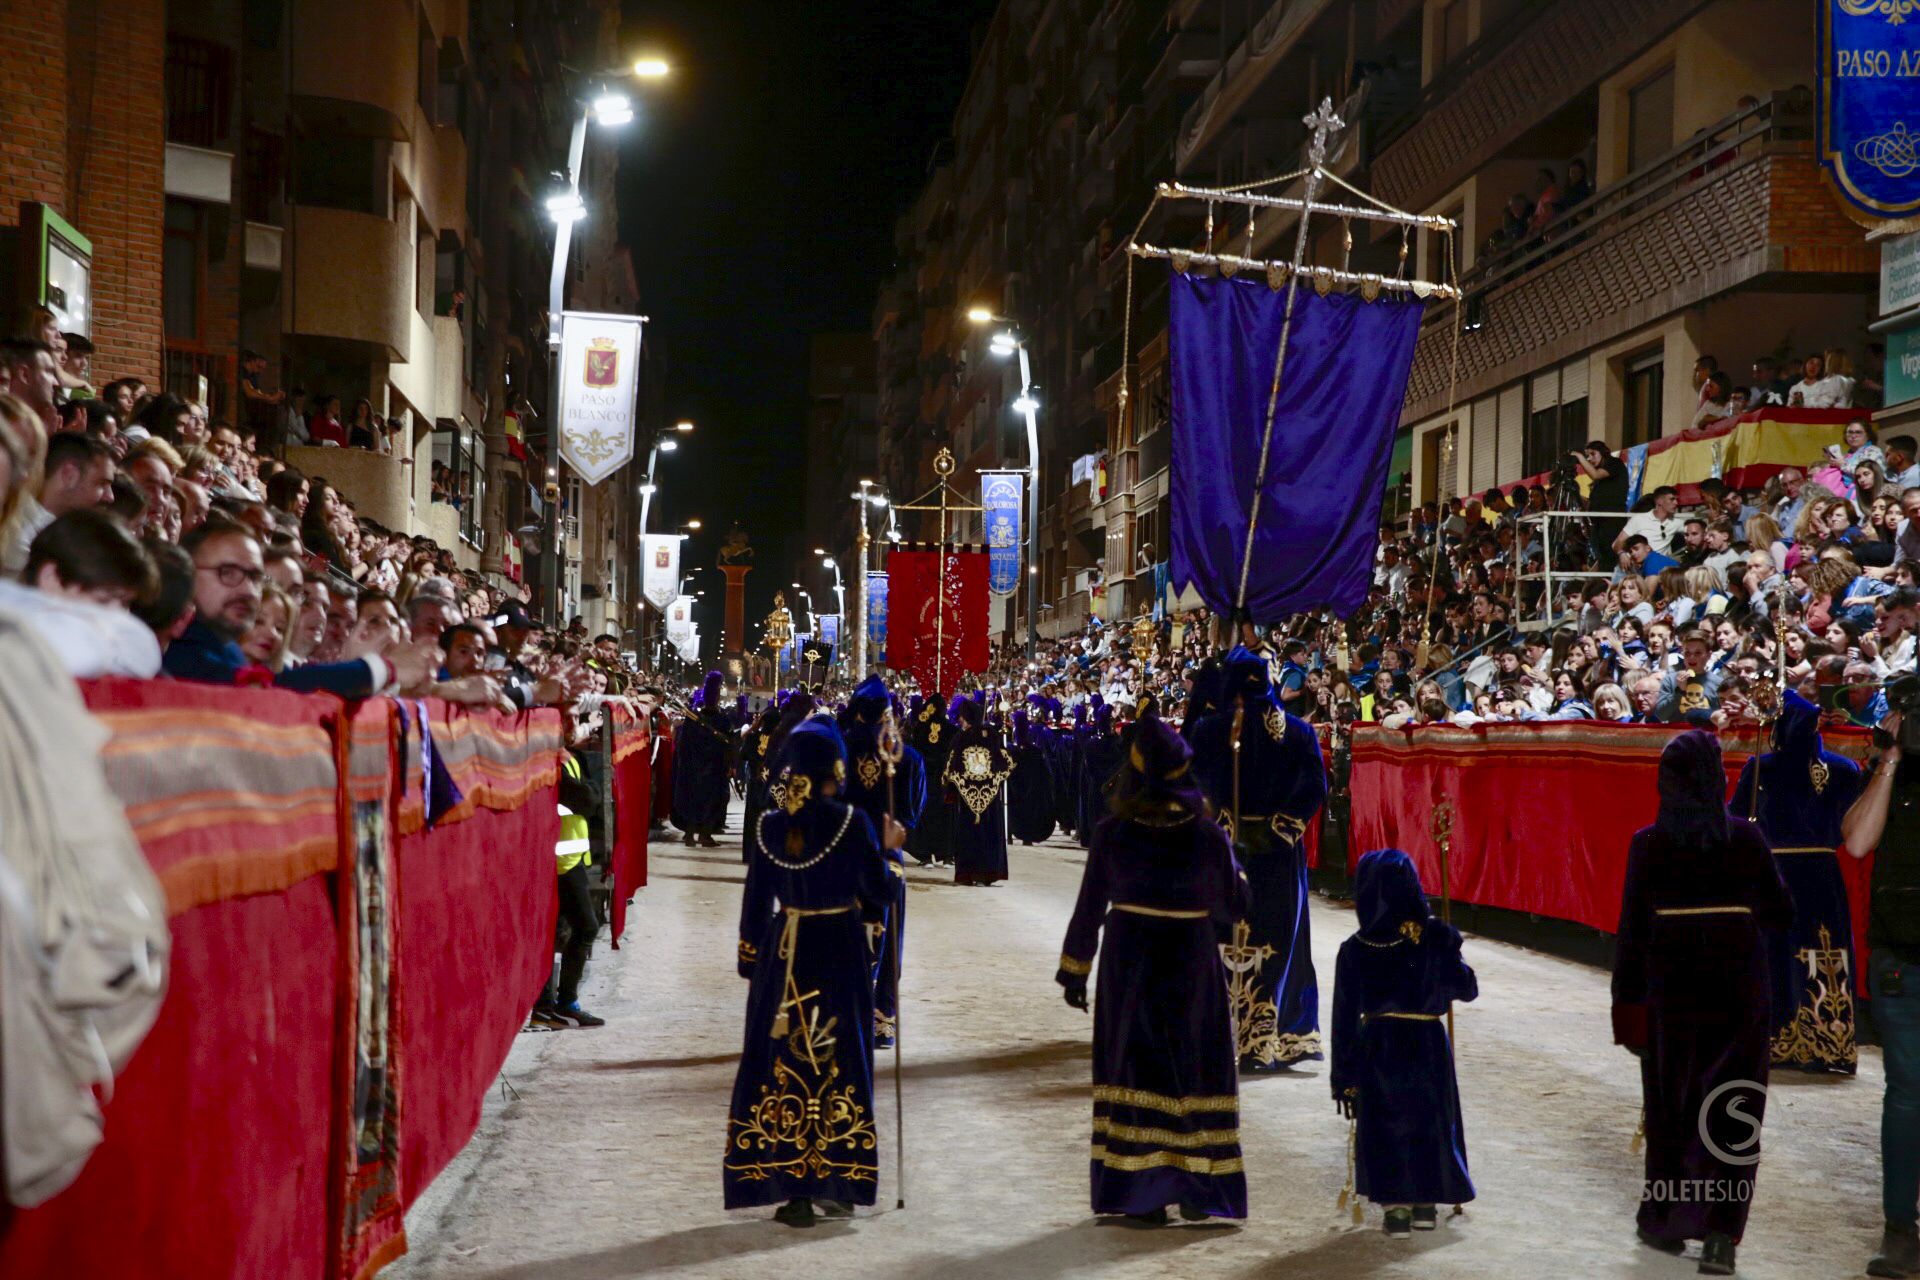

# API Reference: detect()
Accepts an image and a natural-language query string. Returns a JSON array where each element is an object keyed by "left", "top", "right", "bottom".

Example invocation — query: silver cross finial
[{"left": 1303, "top": 96, "right": 1344, "bottom": 169}]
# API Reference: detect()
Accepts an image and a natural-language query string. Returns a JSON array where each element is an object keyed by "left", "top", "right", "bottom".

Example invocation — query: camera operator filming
[{"left": 1840, "top": 682, "right": 1920, "bottom": 1279}]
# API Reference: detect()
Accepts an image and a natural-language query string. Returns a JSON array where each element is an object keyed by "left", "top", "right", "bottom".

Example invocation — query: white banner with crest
[
  {"left": 558, "top": 310, "right": 645, "bottom": 485},
  {"left": 642, "top": 534, "right": 684, "bottom": 611}
]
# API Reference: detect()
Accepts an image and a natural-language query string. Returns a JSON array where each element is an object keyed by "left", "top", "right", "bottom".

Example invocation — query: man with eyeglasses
[{"left": 162, "top": 516, "right": 438, "bottom": 696}]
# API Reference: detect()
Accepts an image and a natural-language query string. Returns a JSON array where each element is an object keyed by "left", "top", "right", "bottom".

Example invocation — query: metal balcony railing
[
  {"left": 162, "top": 347, "right": 233, "bottom": 419},
  {"left": 165, "top": 36, "right": 233, "bottom": 150}
]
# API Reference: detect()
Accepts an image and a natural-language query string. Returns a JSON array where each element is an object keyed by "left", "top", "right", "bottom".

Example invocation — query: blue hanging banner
[
  {"left": 1169, "top": 273, "right": 1424, "bottom": 622},
  {"left": 981, "top": 470, "right": 1024, "bottom": 596},
  {"left": 1821, "top": 4, "right": 1920, "bottom": 220},
  {"left": 819, "top": 613, "right": 840, "bottom": 650},
  {"left": 866, "top": 571, "right": 888, "bottom": 665}
]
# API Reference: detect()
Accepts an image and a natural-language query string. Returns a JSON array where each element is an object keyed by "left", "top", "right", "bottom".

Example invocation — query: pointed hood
[
  {"left": 700, "top": 669, "right": 724, "bottom": 709},
  {"left": 1223, "top": 645, "right": 1275, "bottom": 707},
  {"left": 1655, "top": 729, "right": 1731, "bottom": 845},
  {"left": 1769, "top": 689, "right": 1823, "bottom": 762},
  {"left": 847, "top": 673, "right": 890, "bottom": 722},
  {"left": 1110, "top": 714, "right": 1207, "bottom": 819},
  {"left": 1354, "top": 848, "right": 1432, "bottom": 941}
]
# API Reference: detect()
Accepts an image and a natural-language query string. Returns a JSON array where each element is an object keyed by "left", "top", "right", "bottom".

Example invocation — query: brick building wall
[{"left": 0, "top": 0, "right": 165, "bottom": 382}]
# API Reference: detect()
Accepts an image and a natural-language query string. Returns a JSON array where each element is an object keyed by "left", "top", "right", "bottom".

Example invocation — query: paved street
[{"left": 394, "top": 800, "right": 1888, "bottom": 1279}]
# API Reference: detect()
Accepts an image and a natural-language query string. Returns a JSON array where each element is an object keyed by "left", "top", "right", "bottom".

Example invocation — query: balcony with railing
[
  {"left": 1176, "top": 0, "right": 1334, "bottom": 174},
  {"left": 1398, "top": 91, "right": 1875, "bottom": 422},
  {"left": 1370, "top": 0, "right": 1711, "bottom": 213},
  {"left": 162, "top": 347, "right": 233, "bottom": 419},
  {"left": 165, "top": 35, "right": 234, "bottom": 150}
]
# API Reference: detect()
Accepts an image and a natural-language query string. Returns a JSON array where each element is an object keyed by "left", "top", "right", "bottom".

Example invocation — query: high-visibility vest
[{"left": 556, "top": 754, "right": 592, "bottom": 873}]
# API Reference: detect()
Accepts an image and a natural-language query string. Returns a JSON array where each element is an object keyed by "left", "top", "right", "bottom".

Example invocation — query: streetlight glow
[
  {"left": 658, "top": 437, "right": 678, "bottom": 452},
  {"left": 592, "top": 93, "right": 634, "bottom": 127},
  {"left": 638, "top": 481, "right": 657, "bottom": 495},
  {"left": 1013, "top": 393, "right": 1040, "bottom": 415},
  {"left": 545, "top": 190, "right": 586, "bottom": 223},
  {"left": 870, "top": 494, "right": 889, "bottom": 507},
  {"left": 684, "top": 518, "right": 702, "bottom": 530},
  {"left": 633, "top": 57, "right": 672, "bottom": 78},
  {"left": 966, "top": 305, "right": 995, "bottom": 324},
  {"left": 675, "top": 420, "right": 695, "bottom": 432}
]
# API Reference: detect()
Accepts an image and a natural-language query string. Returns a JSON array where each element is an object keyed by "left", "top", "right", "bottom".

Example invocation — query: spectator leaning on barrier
[{"left": 163, "top": 517, "right": 434, "bottom": 697}]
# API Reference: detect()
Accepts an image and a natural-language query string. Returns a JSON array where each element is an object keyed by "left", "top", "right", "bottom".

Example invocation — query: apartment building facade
[
  {"left": 153, "top": 0, "right": 644, "bottom": 629},
  {"left": 870, "top": 0, "right": 1876, "bottom": 642}
]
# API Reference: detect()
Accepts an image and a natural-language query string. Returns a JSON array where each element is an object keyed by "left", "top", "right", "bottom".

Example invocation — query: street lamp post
[
  {"left": 820, "top": 553, "right": 846, "bottom": 676},
  {"left": 851, "top": 481, "right": 887, "bottom": 679},
  {"left": 540, "top": 60, "right": 670, "bottom": 627},
  {"left": 972, "top": 308, "right": 1042, "bottom": 661}
]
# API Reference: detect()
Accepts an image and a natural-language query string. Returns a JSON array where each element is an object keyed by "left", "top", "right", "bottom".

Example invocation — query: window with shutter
[
  {"left": 1470, "top": 397, "right": 1497, "bottom": 494},
  {"left": 1497, "top": 386, "right": 1525, "bottom": 485}
]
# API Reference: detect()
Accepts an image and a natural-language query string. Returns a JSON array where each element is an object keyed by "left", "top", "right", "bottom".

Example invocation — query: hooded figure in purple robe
[
  {"left": 672, "top": 670, "right": 734, "bottom": 846},
  {"left": 1076, "top": 703, "right": 1124, "bottom": 849},
  {"left": 1057, "top": 716, "right": 1250, "bottom": 1223},
  {"left": 1330, "top": 848, "right": 1477, "bottom": 1228},
  {"left": 1730, "top": 690, "right": 1863, "bottom": 1073},
  {"left": 1612, "top": 730, "right": 1792, "bottom": 1270},
  {"left": 1007, "top": 708, "right": 1057, "bottom": 844},
  {"left": 943, "top": 699, "right": 1013, "bottom": 886},
  {"left": 1187, "top": 646, "right": 1328, "bottom": 1071},
  {"left": 725, "top": 721, "right": 893, "bottom": 1225}
]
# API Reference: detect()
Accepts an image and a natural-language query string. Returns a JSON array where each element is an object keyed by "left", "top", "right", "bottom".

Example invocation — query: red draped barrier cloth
[
  {"left": 607, "top": 704, "right": 653, "bottom": 948},
  {"left": 888, "top": 546, "right": 990, "bottom": 698},
  {"left": 1347, "top": 721, "right": 1877, "bottom": 992},
  {"left": 0, "top": 682, "right": 571, "bottom": 1280}
]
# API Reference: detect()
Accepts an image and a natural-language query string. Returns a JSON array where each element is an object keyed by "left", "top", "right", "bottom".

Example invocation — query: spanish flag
[{"left": 502, "top": 410, "right": 526, "bottom": 462}]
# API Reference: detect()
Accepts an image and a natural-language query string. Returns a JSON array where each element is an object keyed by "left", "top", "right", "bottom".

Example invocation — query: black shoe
[
  {"left": 1870, "top": 1224, "right": 1920, "bottom": 1278},
  {"left": 1122, "top": 1208, "right": 1168, "bottom": 1228},
  {"left": 699, "top": 833, "right": 720, "bottom": 848},
  {"left": 527, "top": 1003, "right": 567, "bottom": 1031},
  {"left": 1412, "top": 1205, "right": 1437, "bottom": 1231},
  {"left": 774, "top": 1198, "right": 815, "bottom": 1229},
  {"left": 1178, "top": 1201, "right": 1210, "bottom": 1222},
  {"left": 1698, "top": 1233, "right": 1736, "bottom": 1276},
  {"left": 556, "top": 1001, "right": 605, "bottom": 1028},
  {"left": 682, "top": 831, "right": 696, "bottom": 846},
  {"left": 815, "top": 1199, "right": 854, "bottom": 1219},
  {"left": 1637, "top": 1226, "right": 1685, "bottom": 1256},
  {"left": 1383, "top": 1208, "right": 1412, "bottom": 1238}
]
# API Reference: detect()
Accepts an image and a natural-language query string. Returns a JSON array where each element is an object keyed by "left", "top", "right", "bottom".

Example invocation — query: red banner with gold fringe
[{"left": 888, "top": 546, "right": 990, "bottom": 698}]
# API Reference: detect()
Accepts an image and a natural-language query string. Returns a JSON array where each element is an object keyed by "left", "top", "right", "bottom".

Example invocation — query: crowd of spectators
[
  {"left": 939, "top": 383, "right": 1902, "bottom": 743},
  {"left": 0, "top": 308, "right": 647, "bottom": 721}
]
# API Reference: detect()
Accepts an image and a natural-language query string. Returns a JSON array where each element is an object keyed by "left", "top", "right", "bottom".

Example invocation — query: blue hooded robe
[
  {"left": 1729, "top": 691, "right": 1862, "bottom": 1074},
  {"left": 1330, "top": 849, "right": 1477, "bottom": 1208}
]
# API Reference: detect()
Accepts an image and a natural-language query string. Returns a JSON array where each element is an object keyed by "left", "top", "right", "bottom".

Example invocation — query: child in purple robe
[{"left": 1330, "top": 848, "right": 1477, "bottom": 1238}]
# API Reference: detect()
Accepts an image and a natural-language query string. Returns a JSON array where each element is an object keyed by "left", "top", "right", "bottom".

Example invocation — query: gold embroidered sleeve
[{"left": 1058, "top": 953, "right": 1092, "bottom": 977}]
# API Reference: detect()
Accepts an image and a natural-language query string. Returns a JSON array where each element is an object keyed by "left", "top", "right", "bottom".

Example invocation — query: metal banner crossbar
[{"left": 1119, "top": 96, "right": 1464, "bottom": 618}]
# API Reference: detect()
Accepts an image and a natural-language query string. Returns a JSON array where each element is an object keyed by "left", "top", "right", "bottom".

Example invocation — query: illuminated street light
[
  {"left": 966, "top": 305, "right": 996, "bottom": 324},
  {"left": 658, "top": 437, "right": 678, "bottom": 452},
  {"left": 592, "top": 93, "right": 634, "bottom": 127},
  {"left": 545, "top": 190, "right": 586, "bottom": 223},
  {"left": 684, "top": 518, "right": 703, "bottom": 530},
  {"left": 675, "top": 419, "right": 696, "bottom": 432},
  {"left": 633, "top": 57, "right": 672, "bottom": 78},
  {"left": 989, "top": 331, "right": 1018, "bottom": 357},
  {"left": 638, "top": 481, "right": 657, "bottom": 496},
  {"left": 1013, "top": 392, "right": 1040, "bottom": 415}
]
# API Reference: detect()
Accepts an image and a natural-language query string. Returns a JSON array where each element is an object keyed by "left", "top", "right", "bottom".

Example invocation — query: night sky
[{"left": 613, "top": 0, "right": 997, "bottom": 642}]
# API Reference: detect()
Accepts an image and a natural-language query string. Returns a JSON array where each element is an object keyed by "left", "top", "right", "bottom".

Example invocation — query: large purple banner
[{"left": 1169, "top": 273, "right": 1423, "bottom": 622}]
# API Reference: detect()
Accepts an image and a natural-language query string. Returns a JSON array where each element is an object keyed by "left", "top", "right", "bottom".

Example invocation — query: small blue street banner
[
  {"left": 866, "top": 571, "right": 888, "bottom": 664},
  {"left": 981, "top": 470, "right": 1024, "bottom": 596},
  {"left": 1821, "top": 2, "right": 1920, "bottom": 219}
]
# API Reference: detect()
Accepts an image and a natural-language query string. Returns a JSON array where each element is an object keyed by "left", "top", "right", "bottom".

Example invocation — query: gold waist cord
[{"left": 770, "top": 904, "right": 855, "bottom": 1038}]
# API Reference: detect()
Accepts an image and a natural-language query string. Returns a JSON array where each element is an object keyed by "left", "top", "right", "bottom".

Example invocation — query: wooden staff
[
  {"left": 877, "top": 709, "right": 907, "bottom": 1209},
  {"left": 1428, "top": 799, "right": 1456, "bottom": 1043}
]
